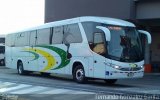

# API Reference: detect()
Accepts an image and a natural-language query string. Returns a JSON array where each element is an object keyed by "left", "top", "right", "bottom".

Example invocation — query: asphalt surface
[{"left": 0, "top": 66, "right": 160, "bottom": 100}]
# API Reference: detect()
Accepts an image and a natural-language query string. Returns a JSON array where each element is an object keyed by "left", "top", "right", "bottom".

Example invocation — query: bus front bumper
[{"left": 105, "top": 71, "right": 144, "bottom": 79}]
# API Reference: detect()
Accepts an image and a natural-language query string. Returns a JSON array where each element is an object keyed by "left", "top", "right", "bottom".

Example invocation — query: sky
[{"left": 0, "top": 0, "right": 44, "bottom": 35}]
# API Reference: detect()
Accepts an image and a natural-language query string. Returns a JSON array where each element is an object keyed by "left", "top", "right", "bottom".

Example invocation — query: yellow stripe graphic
[{"left": 25, "top": 48, "right": 56, "bottom": 72}]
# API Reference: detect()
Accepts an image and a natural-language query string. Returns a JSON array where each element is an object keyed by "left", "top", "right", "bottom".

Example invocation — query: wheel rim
[{"left": 76, "top": 69, "right": 84, "bottom": 81}]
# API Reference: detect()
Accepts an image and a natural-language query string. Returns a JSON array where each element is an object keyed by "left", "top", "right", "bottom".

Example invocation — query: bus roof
[
  {"left": 7, "top": 16, "right": 135, "bottom": 34},
  {"left": 45, "top": 16, "right": 135, "bottom": 27},
  {"left": 79, "top": 16, "right": 135, "bottom": 27}
]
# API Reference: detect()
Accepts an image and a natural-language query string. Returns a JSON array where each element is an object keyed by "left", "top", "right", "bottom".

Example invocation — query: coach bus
[{"left": 5, "top": 16, "right": 151, "bottom": 84}]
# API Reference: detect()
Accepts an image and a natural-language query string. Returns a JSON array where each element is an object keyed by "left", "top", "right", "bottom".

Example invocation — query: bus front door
[{"left": 93, "top": 32, "right": 111, "bottom": 79}]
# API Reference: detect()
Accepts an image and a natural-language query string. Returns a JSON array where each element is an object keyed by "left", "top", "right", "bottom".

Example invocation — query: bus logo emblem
[{"left": 129, "top": 64, "right": 137, "bottom": 68}]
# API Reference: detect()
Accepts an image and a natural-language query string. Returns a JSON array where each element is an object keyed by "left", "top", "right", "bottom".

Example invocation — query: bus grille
[{"left": 119, "top": 67, "right": 142, "bottom": 71}]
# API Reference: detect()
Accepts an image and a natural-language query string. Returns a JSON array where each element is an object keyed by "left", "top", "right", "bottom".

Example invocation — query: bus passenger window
[
  {"left": 30, "top": 31, "right": 37, "bottom": 46},
  {"left": 52, "top": 26, "right": 63, "bottom": 44},
  {"left": 37, "top": 28, "right": 50, "bottom": 45},
  {"left": 15, "top": 32, "right": 29, "bottom": 47},
  {"left": 6, "top": 34, "right": 15, "bottom": 47},
  {"left": 63, "top": 24, "right": 82, "bottom": 44}
]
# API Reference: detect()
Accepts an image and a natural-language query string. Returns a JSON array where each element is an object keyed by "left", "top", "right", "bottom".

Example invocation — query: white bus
[{"left": 5, "top": 16, "right": 151, "bottom": 84}]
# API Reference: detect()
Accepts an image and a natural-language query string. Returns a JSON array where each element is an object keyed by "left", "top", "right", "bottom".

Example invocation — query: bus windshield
[
  {"left": 82, "top": 22, "right": 144, "bottom": 62},
  {"left": 107, "top": 26, "right": 143, "bottom": 62}
]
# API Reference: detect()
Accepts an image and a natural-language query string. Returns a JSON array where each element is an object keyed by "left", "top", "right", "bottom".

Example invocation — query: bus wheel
[
  {"left": 17, "top": 61, "right": 25, "bottom": 75},
  {"left": 104, "top": 79, "right": 117, "bottom": 85},
  {"left": 0, "top": 59, "right": 4, "bottom": 66},
  {"left": 73, "top": 65, "right": 86, "bottom": 83}
]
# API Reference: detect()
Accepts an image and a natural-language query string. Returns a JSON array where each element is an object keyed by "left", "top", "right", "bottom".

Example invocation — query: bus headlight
[
  {"left": 140, "top": 65, "right": 144, "bottom": 68},
  {"left": 114, "top": 65, "right": 120, "bottom": 69},
  {"left": 110, "top": 64, "right": 121, "bottom": 69}
]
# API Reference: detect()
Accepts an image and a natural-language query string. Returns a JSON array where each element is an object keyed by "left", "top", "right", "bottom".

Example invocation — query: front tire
[{"left": 73, "top": 65, "right": 86, "bottom": 83}]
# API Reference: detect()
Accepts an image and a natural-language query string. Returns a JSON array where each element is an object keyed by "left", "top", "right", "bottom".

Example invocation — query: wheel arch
[{"left": 72, "top": 61, "right": 84, "bottom": 75}]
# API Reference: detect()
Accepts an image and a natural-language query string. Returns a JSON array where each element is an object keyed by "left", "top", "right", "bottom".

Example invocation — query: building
[{"left": 45, "top": 0, "right": 160, "bottom": 72}]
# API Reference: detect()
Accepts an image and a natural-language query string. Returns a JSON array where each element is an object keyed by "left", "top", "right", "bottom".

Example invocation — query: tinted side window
[
  {"left": 82, "top": 22, "right": 95, "bottom": 43},
  {"left": 37, "top": 28, "right": 50, "bottom": 45},
  {"left": 6, "top": 35, "right": 13, "bottom": 47},
  {"left": 15, "top": 32, "right": 29, "bottom": 47},
  {"left": 64, "top": 24, "right": 82, "bottom": 44},
  {"left": 52, "top": 26, "right": 63, "bottom": 44},
  {"left": 29, "top": 31, "right": 37, "bottom": 46}
]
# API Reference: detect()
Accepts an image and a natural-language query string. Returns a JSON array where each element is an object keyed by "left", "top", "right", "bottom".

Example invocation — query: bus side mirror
[
  {"left": 67, "top": 52, "right": 72, "bottom": 59},
  {"left": 138, "top": 30, "right": 152, "bottom": 44},
  {"left": 96, "top": 26, "right": 111, "bottom": 41},
  {"left": 64, "top": 43, "right": 72, "bottom": 59}
]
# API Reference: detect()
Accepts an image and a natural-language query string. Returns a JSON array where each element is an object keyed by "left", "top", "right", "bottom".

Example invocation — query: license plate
[{"left": 127, "top": 72, "right": 134, "bottom": 77}]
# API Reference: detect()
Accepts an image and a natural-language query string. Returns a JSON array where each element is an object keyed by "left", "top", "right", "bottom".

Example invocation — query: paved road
[{"left": 0, "top": 66, "right": 160, "bottom": 100}]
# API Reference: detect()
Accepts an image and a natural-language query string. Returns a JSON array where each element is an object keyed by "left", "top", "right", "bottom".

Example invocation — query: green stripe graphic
[{"left": 37, "top": 45, "right": 70, "bottom": 70}]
